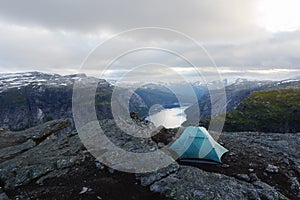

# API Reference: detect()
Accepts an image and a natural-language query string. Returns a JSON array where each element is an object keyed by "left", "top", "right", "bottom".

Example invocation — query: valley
[{"left": 0, "top": 72, "right": 299, "bottom": 199}]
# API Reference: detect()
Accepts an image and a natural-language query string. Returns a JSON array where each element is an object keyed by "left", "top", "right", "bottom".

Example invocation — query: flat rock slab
[{"left": 150, "top": 166, "right": 288, "bottom": 200}]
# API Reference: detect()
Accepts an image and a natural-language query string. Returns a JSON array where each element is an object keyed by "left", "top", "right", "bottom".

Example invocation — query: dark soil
[{"left": 6, "top": 156, "right": 170, "bottom": 200}]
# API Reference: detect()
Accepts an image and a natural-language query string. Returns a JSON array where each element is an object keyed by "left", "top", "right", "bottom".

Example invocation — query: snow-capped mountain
[
  {"left": 0, "top": 72, "right": 90, "bottom": 93},
  {"left": 0, "top": 72, "right": 113, "bottom": 130}
]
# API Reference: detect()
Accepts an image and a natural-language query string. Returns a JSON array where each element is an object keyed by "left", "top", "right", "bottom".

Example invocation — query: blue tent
[{"left": 169, "top": 126, "right": 228, "bottom": 163}]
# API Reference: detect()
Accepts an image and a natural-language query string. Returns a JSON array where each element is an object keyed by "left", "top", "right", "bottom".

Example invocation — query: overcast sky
[{"left": 0, "top": 0, "right": 300, "bottom": 82}]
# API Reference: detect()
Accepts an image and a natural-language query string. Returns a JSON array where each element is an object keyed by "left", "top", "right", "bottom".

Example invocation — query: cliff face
[
  {"left": 224, "top": 88, "right": 300, "bottom": 132},
  {"left": 185, "top": 79, "right": 300, "bottom": 133},
  {"left": 0, "top": 72, "right": 113, "bottom": 130},
  {"left": 1, "top": 72, "right": 189, "bottom": 130},
  {"left": 195, "top": 80, "right": 300, "bottom": 133},
  {"left": 0, "top": 85, "right": 73, "bottom": 130},
  {"left": 184, "top": 80, "right": 272, "bottom": 125}
]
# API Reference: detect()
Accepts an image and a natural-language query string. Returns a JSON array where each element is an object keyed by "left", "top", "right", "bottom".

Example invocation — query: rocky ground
[
  {"left": 190, "top": 132, "right": 300, "bottom": 200},
  {"left": 0, "top": 119, "right": 299, "bottom": 199},
  {"left": 6, "top": 156, "right": 168, "bottom": 200},
  {"left": 152, "top": 129, "right": 300, "bottom": 200}
]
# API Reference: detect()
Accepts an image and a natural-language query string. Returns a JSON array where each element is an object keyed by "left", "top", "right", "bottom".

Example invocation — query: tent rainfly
[{"left": 169, "top": 126, "right": 228, "bottom": 163}]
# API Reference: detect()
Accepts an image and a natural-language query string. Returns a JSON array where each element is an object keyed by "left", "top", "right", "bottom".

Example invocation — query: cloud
[
  {"left": 208, "top": 30, "right": 300, "bottom": 69},
  {"left": 0, "top": 20, "right": 102, "bottom": 74},
  {"left": 0, "top": 0, "right": 263, "bottom": 42},
  {"left": 0, "top": 0, "right": 299, "bottom": 82}
]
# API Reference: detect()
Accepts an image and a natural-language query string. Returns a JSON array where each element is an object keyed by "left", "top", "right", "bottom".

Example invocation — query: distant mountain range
[
  {"left": 1, "top": 72, "right": 299, "bottom": 133},
  {"left": 0, "top": 72, "right": 207, "bottom": 130},
  {"left": 187, "top": 78, "right": 300, "bottom": 133},
  {"left": 0, "top": 72, "right": 113, "bottom": 130},
  {"left": 184, "top": 79, "right": 274, "bottom": 123}
]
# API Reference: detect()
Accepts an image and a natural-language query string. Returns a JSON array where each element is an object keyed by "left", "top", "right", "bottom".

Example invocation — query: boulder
[
  {"left": 0, "top": 119, "right": 84, "bottom": 189},
  {"left": 236, "top": 174, "right": 251, "bottom": 182},
  {"left": 136, "top": 162, "right": 179, "bottom": 186},
  {"left": 265, "top": 164, "right": 279, "bottom": 173}
]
